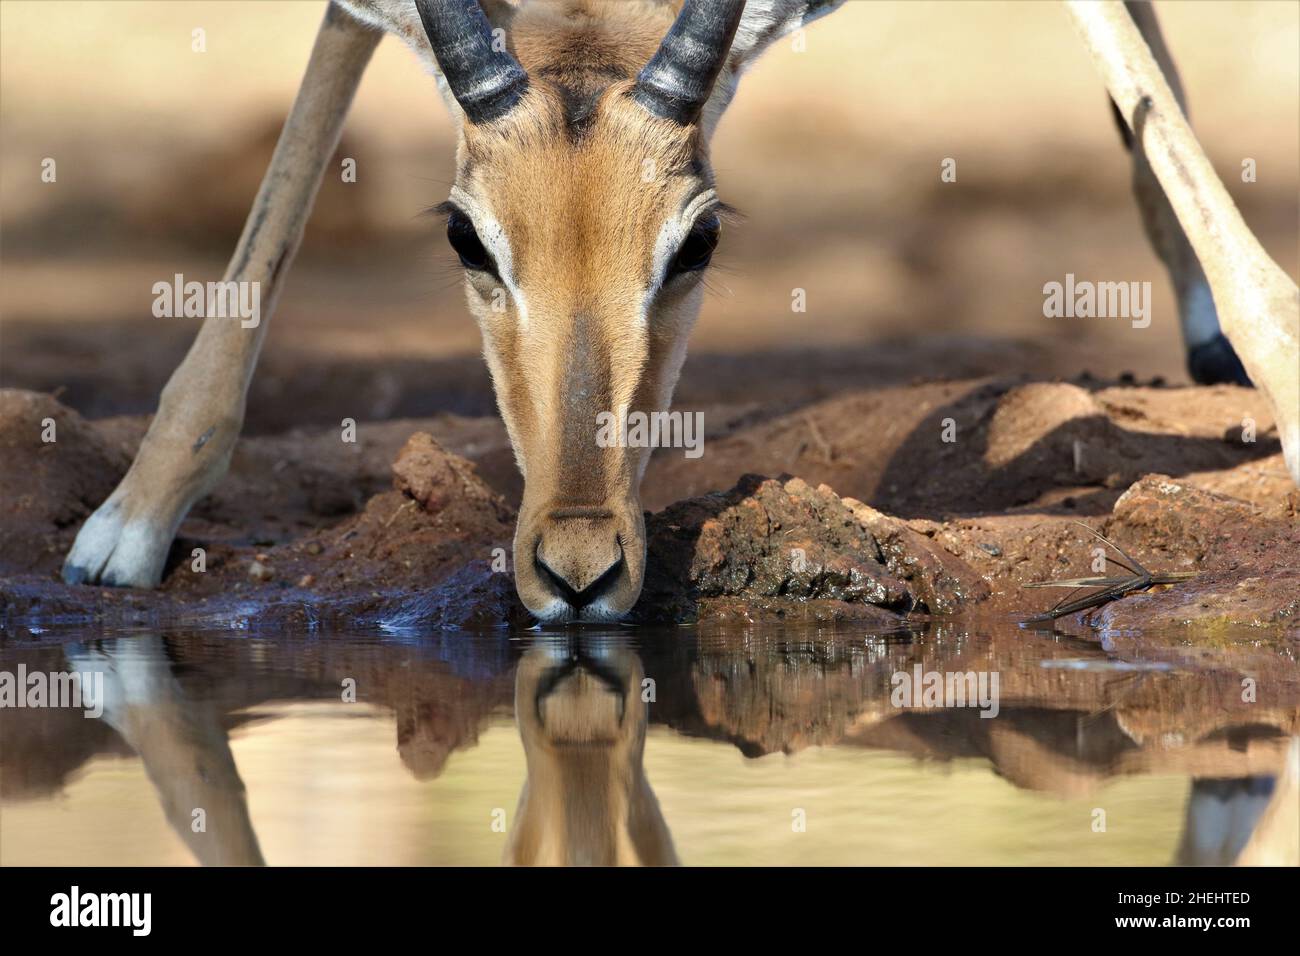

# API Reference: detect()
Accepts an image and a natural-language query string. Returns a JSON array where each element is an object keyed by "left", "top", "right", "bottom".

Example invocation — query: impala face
[
  {"left": 508, "top": 642, "right": 676, "bottom": 864},
  {"left": 415, "top": 0, "right": 744, "bottom": 622},
  {"left": 447, "top": 91, "right": 716, "bottom": 621}
]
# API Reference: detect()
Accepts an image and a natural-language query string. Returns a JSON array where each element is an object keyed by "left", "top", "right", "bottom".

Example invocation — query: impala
[{"left": 62, "top": 0, "right": 1300, "bottom": 622}]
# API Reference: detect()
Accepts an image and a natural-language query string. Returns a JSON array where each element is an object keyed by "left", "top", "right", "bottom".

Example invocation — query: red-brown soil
[{"left": 2, "top": 378, "right": 1296, "bottom": 638}]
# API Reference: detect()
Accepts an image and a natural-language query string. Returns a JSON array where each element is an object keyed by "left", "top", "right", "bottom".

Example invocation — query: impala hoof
[
  {"left": 1187, "top": 333, "right": 1251, "bottom": 386},
  {"left": 62, "top": 500, "right": 171, "bottom": 589}
]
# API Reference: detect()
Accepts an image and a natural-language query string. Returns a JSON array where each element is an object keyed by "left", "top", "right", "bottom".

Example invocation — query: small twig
[{"left": 1021, "top": 522, "right": 1196, "bottom": 625}]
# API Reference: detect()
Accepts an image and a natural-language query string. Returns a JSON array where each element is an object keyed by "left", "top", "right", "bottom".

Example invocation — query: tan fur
[
  {"left": 507, "top": 646, "right": 677, "bottom": 865},
  {"left": 1232, "top": 736, "right": 1300, "bottom": 866},
  {"left": 454, "top": 47, "right": 710, "bottom": 619}
]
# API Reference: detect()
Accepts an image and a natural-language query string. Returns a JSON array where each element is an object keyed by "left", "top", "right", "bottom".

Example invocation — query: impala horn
[
  {"left": 414, "top": 0, "right": 529, "bottom": 124},
  {"left": 631, "top": 0, "right": 747, "bottom": 125}
]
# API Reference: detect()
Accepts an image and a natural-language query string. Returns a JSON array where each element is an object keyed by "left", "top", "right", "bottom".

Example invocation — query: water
[{"left": 1, "top": 622, "right": 1296, "bottom": 866}]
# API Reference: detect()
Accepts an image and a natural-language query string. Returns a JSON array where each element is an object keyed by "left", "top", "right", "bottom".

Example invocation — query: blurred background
[{"left": 1, "top": 0, "right": 1297, "bottom": 429}]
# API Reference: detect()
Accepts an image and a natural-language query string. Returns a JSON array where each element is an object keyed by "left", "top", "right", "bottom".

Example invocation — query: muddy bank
[{"left": 1, "top": 386, "right": 1297, "bottom": 637}]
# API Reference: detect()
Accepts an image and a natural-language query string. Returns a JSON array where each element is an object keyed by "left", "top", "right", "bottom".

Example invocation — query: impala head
[
  {"left": 508, "top": 641, "right": 676, "bottom": 865},
  {"left": 397, "top": 0, "right": 837, "bottom": 621}
]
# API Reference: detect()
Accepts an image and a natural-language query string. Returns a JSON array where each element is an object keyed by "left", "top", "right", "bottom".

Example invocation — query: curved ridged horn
[
  {"left": 414, "top": 0, "right": 529, "bottom": 124},
  {"left": 631, "top": 0, "right": 747, "bottom": 124}
]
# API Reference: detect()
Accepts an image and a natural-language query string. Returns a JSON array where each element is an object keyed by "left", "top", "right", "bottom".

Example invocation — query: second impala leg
[
  {"left": 1065, "top": 0, "right": 1300, "bottom": 484},
  {"left": 1116, "top": 0, "right": 1248, "bottom": 385},
  {"left": 63, "top": 5, "right": 380, "bottom": 587}
]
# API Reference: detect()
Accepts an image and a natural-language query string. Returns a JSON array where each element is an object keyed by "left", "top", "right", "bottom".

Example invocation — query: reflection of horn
[
  {"left": 68, "top": 636, "right": 265, "bottom": 866},
  {"left": 507, "top": 642, "right": 677, "bottom": 865}
]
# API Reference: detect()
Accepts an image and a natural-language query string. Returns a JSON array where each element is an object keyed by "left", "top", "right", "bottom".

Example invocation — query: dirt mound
[
  {"left": 0, "top": 389, "right": 129, "bottom": 576},
  {"left": 637, "top": 475, "right": 990, "bottom": 624},
  {"left": 0, "top": 424, "right": 525, "bottom": 630},
  {"left": 645, "top": 378, "right": 1287, "bottom": 518},
  {"left": 156, "top": 430, "right": 519, "bottom": 612},
  {"left": 1, "top": 389, "right": 1297, "bottom": 636},
  {"left": 983, "top": 383, "right": 1102, "bottom": 458}
]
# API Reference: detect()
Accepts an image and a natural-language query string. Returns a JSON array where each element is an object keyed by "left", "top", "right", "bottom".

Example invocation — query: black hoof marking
[
  {"left": 1188, "top": 333, "right": 1252, "bottom": 387},
  {"left": 62, "top": 564, "right": 89, "bottom": 586}
]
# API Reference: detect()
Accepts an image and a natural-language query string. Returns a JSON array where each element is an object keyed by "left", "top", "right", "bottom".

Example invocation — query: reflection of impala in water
[
  {"left": 3, "top": 633, "right": 1296, "bottom": 866},
  {"left": 507, "top": 641, "right": 676, "bottom": 865},
  {"left": 45, "top": 634, "right": 680, "bottom": 866},
  {"left": 1176, "top": 738, "right": 1298, "bottom": 867},
  {"left": 65, "top": 635, "right": 264, "bottom": 866}
]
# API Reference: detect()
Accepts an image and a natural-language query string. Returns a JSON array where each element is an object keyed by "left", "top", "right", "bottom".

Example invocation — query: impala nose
[{"left": 535, "top": 519, "right": 625, "bottom": 611}]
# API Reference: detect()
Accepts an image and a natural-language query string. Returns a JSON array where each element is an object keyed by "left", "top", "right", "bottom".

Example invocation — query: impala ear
[
  {"left": 729, "top": 0, "right": 847, "bottom": 67},
  {"left": 700, "top": 0, "right": 848, "bottom": 131}
]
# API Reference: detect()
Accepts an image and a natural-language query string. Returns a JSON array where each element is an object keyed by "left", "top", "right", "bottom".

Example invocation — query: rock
[
  {"left": 1094, "top": 568, "right": 1300, "bottom": 633},
  {"left": 1091, "top": 474, "right": 1300, "bottom": 632},
  {"left": 392, "top": 432, "right": 461, "bottom": 512},
  {"left": 843, "top": 500, "right": 992, "bottom": 614},
  {"left": 637, "top": 474, "right": 988, "bottom": 623},
  {"left": 1107, "top": 474, "right": 1290, "bottom": 569},
  {"left": 248, "top": 560, "right": 273, "bottom": 582},
  {"left": 689, "top": 596, "right": 904, "bottom": 626},
  {"left": 688, "top": 476, "right": 908, "bottom": 606}
]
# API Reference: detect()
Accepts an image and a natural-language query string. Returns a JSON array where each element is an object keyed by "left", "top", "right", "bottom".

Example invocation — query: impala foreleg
[
  {"left": 1115, "top": 1, "right": 1247, "bottom": 385},
  {"left": 1065, "top": 0, "right": 1300, "bottom": 485},
  {"left": 63, "top": 3, "right": 381, "bottom": 587}
]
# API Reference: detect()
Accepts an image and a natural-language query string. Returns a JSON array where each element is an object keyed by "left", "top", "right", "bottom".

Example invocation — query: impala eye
[
  {"left": 672, "top": 214, "right": 719, "bottom": 275},
  {"left": 446, "top": 209, "right": 493, "bottom": 273}
]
